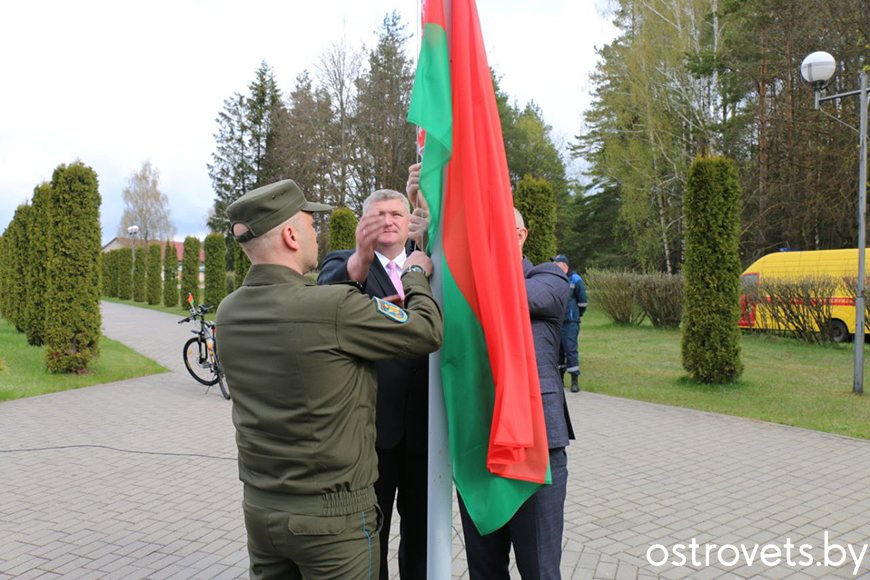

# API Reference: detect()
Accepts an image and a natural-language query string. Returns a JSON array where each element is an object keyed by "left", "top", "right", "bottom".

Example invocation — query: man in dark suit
[
  {"left": 317, "top": 185, "right": 430, "bottom": 580},
  {"left": 457, "top": 207, "right": 573, "bottom": 580}
]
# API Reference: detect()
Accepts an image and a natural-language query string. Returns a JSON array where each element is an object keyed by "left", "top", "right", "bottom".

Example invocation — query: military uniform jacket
[
  {"left": 318, "top": 249, "right": 429, "bottom": 451},
  {"left": 216, "top": 264, "right": 443, "bottom": 515}
]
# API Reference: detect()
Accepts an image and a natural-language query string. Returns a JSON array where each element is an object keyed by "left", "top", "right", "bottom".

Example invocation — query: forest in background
[
  {"left": 576, "top": 0, "right": 870, "bottom": 272},
  {"left": 207, "top": 2, "right": 870, "bottom": 273}
]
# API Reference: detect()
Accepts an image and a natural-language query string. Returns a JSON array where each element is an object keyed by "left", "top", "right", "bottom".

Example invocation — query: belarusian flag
[{"left": 408, "top": 0, "right": 550, "bottom": 535}]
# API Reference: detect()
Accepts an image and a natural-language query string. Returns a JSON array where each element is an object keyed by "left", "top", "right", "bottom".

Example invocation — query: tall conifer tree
[{"left": 44, "top": 161, "right": 102, "bottom": 373}]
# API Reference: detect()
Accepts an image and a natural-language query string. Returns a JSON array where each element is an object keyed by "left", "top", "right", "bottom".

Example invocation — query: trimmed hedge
[
  {"left": 681, "top": 156, "right": 743, "bottom": 383},
  {"left": 180, "top": 236, "right": 200, "bottom": 308},
  {"left": 329, "top": 207, "right": 357, "bottom": 252},
  {"left": 133, "top": 243, "right": 147, "bottom": 302},
  {"left": 204, "top": 233, "right": 226, "bottom": 307},
  {"left": 515, "top": 175, "right": 557, "bottom": 265},
  {"left": 585, "top": 269, "right": 684, "bottom": 328},
  {"left": 584, "top": 269, "right": 647, "bottom": 325},
  {"left": 147, "top": 243, "right": 162, "bottom": 305},
  {"left": 117, "top": 247, "right": 133, "bottom": 300},
  {"left": 163, "top": 241, "right": 178, "bottom": 307},
  {"left": 44, "top": 161, "right": 102, "bottom": 373},
  {"left": 633, "top": 272, "right": 684, "bottom": 328}
]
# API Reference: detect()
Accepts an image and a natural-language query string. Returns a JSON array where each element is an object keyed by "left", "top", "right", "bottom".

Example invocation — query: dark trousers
[
  {"left": 458, "top": 448, "right": 568, "bottom": 580},
  {"left": 375, "top": 441, "right": 428, "bottom": 579},
  {"left": 559, "top": 322, "right": 580, "bottom": 375}
]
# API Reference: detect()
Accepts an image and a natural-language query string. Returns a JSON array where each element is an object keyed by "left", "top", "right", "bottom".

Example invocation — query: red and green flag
[{"left": 408, "top": 0, "right": 550, "bottom": 535}]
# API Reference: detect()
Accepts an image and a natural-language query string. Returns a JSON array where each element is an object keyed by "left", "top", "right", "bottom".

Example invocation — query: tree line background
[
  {"left": 206, "top": 11, "right": 571, "bottom": 266},
  {"left": 575, "top": 0, "right": 870, "bottom": 273},
  {"left": 207, "top": 3, "right": 870, "bottom": 276}
]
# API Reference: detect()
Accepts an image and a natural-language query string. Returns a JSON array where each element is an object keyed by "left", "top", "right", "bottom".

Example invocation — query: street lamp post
[
  {"left": 128, "top": 225, "right": 140, "bottom": 290},
  {"left": 801, "top": 51, "right": 869, "bottom": 395}
]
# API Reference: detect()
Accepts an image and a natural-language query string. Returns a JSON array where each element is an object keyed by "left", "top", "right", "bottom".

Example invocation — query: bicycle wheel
[
  {"left": 183, "top": 337, "right": 219, "bottom": 386},
  {"left": 216, "top": 373, "right": 230, "bottom": 400},
  {"left": 212, "top": 341, "right": 231, "bottom": 400}
]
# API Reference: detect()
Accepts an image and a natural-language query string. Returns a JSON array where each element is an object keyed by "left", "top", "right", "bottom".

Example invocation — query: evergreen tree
[
  {"left": 163, "top": 241, "right": 178, "bottom": 307},
  {"left": 208, "top": 62, "right": 281, "bottom": 234},
  {"left": 248, "top": 60, "right": 282, "bottom": 187},
  {"left": 562, "top": 182, "right": 630, "bottom": 273},
  {"left": 25, "top": 183, "right": 52, "bottom": 345},
  {"left": 132, "top": 243, "right": 146, "bottom": 302},
  {"left": 515, "top": 175, "right": 557, "bottom": 264},
  {"left": 492, "top": 73, "right": 570, "bottom": 255},
  {"left": 0, "top": 233, "right": 8, "bottom": 322},
  {"left": 117, "top": 247, "right": 133, "bottom": 300},
  {"left": 100, "top": 253, "right": 109, "bottom": 297},
  {"left": 234, "top": 241, "right": 251, "bottom": 286},
  {"left": 204, "top": 233, "right": 226, "bottom": 307},
  {"left": 44, "top": 161, "right": 102, "bottom": 373},
  {"left": 208, "top": 92, "right": 253, "bottom": 234},
  {"left": 328, "top": 207, "right": 357, "bottom": 252},
  {"left": 264, "top": 72, "right": 335, "bottom": 211},
  {"left": 6, "top": 204, "right": 30, "bottom": 332},
  {"left": 146, "top": 243, "right": 162, "bottom": 305},
  {"left": 681, "top": 156, "right": 743, "bottom": 383},
  {"left": 180, "top": 236, "right": 200, "bottom": 309},
  {"left": 110, "top": 249, "right": 121, "bottom": 298}
]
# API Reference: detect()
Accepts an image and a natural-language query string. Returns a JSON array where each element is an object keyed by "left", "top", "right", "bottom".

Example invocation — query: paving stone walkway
[{"left": 1, "top": 301, "right": 870, "bottom": 579}]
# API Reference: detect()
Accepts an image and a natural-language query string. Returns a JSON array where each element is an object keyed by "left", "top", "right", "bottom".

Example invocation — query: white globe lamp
[{"left": 800, "top": 51, "right": 836, "bottom": 88}]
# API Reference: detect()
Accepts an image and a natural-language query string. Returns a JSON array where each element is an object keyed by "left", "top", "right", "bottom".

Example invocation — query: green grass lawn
[
  {"left": 575, "top": 305, "right": 870, "bottom": 440},
  {"left": 0, "top": 319, "right": 168, "bottom": 402}
]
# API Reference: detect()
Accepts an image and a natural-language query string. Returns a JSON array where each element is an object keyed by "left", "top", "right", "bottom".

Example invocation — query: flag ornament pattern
[{"left": 408, "top": 0, "right": 550, "bottom": 535}]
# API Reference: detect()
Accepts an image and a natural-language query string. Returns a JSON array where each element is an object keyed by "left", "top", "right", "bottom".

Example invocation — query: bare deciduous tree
[
  {"left": 317, "top": 36, "right": 363, "bottom": 208},
  {"left": 118, "top": 161, "right": 176, "bottom": 245}
]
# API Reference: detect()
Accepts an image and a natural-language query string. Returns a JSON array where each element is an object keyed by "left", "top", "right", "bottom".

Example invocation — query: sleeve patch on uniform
[{"left": 375, "top": 297, "right": 409, "bottom": 323}]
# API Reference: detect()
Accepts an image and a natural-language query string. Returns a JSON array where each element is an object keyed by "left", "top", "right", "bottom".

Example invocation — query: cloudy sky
[{"left": 0, "top": 0, "right": 618, "bottom": 244}]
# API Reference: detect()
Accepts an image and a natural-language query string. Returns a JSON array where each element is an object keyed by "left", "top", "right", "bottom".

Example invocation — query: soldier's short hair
[
  {"left": 362, "top": 189, "right": 411, "bottom": 215},
  {"left": 233, "top": 215, "right": 296, "bottom": 257}
]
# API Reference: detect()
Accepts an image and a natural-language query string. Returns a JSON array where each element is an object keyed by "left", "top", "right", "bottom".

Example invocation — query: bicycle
[{"left": 178, "top": 300, "right": 230, "bottom": 400}]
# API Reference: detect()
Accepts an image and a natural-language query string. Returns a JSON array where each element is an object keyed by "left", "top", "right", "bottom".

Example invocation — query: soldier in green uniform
[{"left": 216, "top": 179, "right": 443, "bottom": 580}]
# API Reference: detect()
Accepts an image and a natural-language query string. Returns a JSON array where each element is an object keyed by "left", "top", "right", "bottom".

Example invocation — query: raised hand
[
  {"left": 406, "top": 163, "right": 422, "bottom": 207},
  {"left": 355, "top": 213, "right": 387, "bottom": 257},
  {"left": 409, "top": 207, "right": 430, "bottom": 249}
]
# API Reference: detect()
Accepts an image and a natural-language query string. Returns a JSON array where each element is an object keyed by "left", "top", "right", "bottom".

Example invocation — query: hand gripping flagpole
[{"left": 427, "top": 0, "right": 453, "bottom": 577}]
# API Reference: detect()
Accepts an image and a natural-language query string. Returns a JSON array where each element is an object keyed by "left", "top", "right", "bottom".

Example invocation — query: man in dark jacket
[
  {"left": 457, "top": 208, "right": 574, "bottom": 580},
  {"left": 553, "top": 254, "right": 588, "bottom": 393},
  {"left": 317, "top": 186, "right": 430, "bottom": 579}
]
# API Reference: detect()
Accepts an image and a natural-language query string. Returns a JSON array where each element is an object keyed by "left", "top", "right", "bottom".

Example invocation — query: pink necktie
[{"left": 386, "top": 261, "right": 405, "bottom": 301}]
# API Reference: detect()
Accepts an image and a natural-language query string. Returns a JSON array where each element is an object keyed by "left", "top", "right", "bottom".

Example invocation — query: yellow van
[{"left": 740, "top": 249, "right": 864, "bottom": 342}]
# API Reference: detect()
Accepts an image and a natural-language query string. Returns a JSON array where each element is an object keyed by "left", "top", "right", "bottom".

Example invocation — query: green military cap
[{"left": 228, "top": 180, "right": 332, "bottom": 242}]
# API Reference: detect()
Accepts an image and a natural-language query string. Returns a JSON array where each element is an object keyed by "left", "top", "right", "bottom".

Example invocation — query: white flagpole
[{"left": 427, "top": 0, "right": 453, "bottom": 577}]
